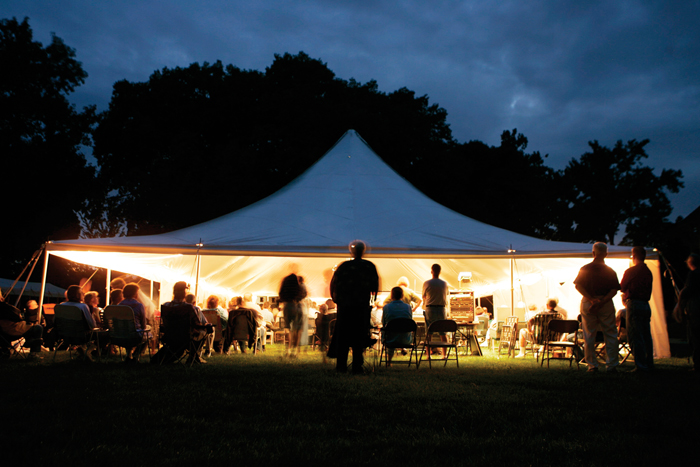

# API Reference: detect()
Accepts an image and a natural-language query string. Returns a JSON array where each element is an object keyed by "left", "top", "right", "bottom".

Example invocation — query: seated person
[
  {"left": 228, "top": 297, "right": 258, "bottom": 353},
  {"left": 62, "top": 285, "right": 98, "bottom": 361},
  {"left": 615, "top": 307, "right": 628, "bottom": 342},
  {"left": 242, "top": 293, "right": 266, "bottom": 350},
  {"left": 550, "top": 297, "right": 568, "bottom": 320},
  {"left": 160, "top": 282, "right": 212, "bottom": 364},
  {"left": 84, "top": 291, "right": 103, "bottom": 329},
  {"left": 23, "top": 300, "right": 44, "bottom": 325},
  {"left": 473, "top": 306, "right": 488, "bottom": 323},
  {"left": 202, "top": 295, "right": 228, "bottom": 355},
  {"left": 118, "top": 283, "right": 149, "bottom": 363},
  {"left": 516, "top": 299, "right": 560, "bottom": 358},
  {"left": 383, "top": 277, "right": 422, "bottom": 312},
  {"left": 110, "top": 288, "right": 124, "bottom": 306},
  {"left": 0, "top": 295, "right": 43, "bottom": 359},
  {"left": 382, "top": 287, "right": 414, "bottom": 365},
  {"left": 260, "top": 301, "right": 275, "bottom": 330}
]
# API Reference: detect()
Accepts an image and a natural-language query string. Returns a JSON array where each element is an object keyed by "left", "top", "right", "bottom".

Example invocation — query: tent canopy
[
  {"left": 47, "top": 129, "right": 639, "bottom": 299},
  {"left": 50, "top": 130, "right": 631, "bottom": 258}
]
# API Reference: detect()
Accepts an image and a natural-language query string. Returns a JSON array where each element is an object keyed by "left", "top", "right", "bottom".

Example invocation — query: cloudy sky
[{"left": 5, "top": 0, "right": 699, "bottom": 217}]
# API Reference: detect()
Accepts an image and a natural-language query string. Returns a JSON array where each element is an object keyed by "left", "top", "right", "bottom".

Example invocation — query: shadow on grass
[{"left": 2, "top": 345, "right": 697, "bottom": 466}]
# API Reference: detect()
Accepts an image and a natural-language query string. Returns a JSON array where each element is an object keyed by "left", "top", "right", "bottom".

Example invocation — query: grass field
[{"left": 3, "top": 345, "right": 697, "bottom": 466}]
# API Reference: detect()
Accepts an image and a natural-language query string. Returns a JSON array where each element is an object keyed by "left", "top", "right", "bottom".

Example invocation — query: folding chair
[
  {"left": 159, "top": 304, "right": 204, "bottom": 366},
  {"left": 0, "top": 331, "right": 26, "bottom": 359},
  {"left": 540, "top": 319, "right": 581, "bottom": 369},
  {"left": 616, "top": 323, "right": 633, "bottom": 364},
  {"left": 378, "top": 318, "right": 418, "bottom": 368},
  {"left": 202, "top": 309, "right": 223, "bottom": 355},
  {"left": 103, "top": 305, "right": 151, "bottom": 362},
  {"left": 498, "top": 317, "right": 519, "bottom": 357},
  {"left": 230, "top": 309, "right": 258, "bottom": 355},
  {"left": 274, "top": 317, "right": 290, "bottom": 345},
  {"left": 418, "top": 319, "right": 459, "bottom": 369},
  {"left": 522, "top": 313, "right": 561, "bottom": 360},
  {"left": 489, "top": 321, "right": 504, "bottom": 351},
  {"left": 53, "top": 304, "right": 101, "bottom": 362}
]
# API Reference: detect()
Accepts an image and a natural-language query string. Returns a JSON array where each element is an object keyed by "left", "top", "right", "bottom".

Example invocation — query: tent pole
[
  {"left": 38, "top": 245, "right": 49, "bottom": 324},
  {"left": 194, "top": 240, "right": 203, "bottom": 299},
  {"left": 106, "top": 269, "right": 111, "bottom": 306},
  {"left": 508, "top": 246, "right": 516, "bottom": 317}
]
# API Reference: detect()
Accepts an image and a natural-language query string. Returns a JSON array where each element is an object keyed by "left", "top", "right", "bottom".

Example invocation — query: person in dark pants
[
  {"left": 328, "top": 240, "right": 379, "bottom": 374},
  {"left": 0, "top": 295, "right": 43, "bottom": 359},
  {"left": 675, "top": 253, "right": 700, "bottom": 371},
  {"left": 620, "top": 246, "right": 654, "bottom": 372}
]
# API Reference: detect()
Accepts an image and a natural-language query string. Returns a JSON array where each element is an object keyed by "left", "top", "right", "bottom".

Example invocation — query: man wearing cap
[
  {"left": 574, "top": 242, "right": 620, "bottom": 373},
  {"left": 329, "top": 240, "right": 380, "bottom": 374}
]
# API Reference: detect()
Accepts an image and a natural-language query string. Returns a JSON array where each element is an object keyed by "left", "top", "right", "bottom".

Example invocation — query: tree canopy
[
  {"left": 0, "top": 17, "right": 96, "bottom": 276},
  {"left": 0, "top": 18, "right": 687, "bottom": 283},
  {"left": 555, "top": 139, "right": 683, "bottom": 245}
]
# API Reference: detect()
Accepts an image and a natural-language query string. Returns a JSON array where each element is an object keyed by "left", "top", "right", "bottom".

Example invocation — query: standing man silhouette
[
  {"left": 574, "top": 242, "right": 620, "bottom": 373},
  {"left": 329, "top": 240, "right": 379, "bottom": 374}
]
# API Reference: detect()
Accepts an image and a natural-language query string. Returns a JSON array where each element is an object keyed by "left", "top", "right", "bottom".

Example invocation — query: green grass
[{"left": 3, "top": 345, "right": 698, "bottom": 466}]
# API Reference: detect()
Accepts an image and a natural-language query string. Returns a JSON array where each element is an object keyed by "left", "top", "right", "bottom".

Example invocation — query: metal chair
[
  {"left": 418, "top": 319, "right": 459, "bottom": 368},
  {"left": 379, "top": 318, "right": 418, "bottom": 368},
  {"left": 523, "top": 313, "right": 561, "bottom": 360},
  {"left": 540, "top": 319, "right": 581, "bottom": 368}
]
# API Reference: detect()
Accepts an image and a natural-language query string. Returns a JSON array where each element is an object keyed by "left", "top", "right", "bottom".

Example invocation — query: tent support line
[
  {"left": 15, "top": 248, "right": 43, "bottom": 307},
  {"left": 1, "top": 248, "right": 42, "bottom": 303}
]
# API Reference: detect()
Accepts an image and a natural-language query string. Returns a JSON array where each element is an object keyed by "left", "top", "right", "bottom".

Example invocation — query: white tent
[{"left": 43, "top": 130, "right": 670, "bottom": 356}]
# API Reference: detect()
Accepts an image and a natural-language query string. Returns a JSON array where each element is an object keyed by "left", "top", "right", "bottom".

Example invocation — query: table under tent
[{"left": 39, "top": 130, "right": 670, "bottom": 357}]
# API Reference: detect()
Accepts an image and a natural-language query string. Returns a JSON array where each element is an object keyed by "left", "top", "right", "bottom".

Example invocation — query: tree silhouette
[
  {"left": 92, "top": 52, "right": 454, "bottom": 235},
  {"left": 0, "top": 17, "right": 96, "bottom": 276},
  {"left": 556, "top": 139, "right": 683, "bottom": 245}
]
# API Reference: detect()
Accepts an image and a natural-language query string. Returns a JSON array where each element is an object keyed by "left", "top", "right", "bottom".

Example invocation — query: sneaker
[
  {"left": 587, "top": 367, "right": 598, "bottom": 373},
  {"left": 515, "top": 353, "right": 525, "bottom": 358}
]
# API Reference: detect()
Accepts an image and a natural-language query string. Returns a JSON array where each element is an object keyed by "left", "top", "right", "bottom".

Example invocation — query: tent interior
[{"left": 43, "top": 130, "right": 670, "bottom": 357}]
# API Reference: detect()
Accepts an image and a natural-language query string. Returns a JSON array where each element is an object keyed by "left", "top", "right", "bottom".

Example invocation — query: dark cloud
[{"left": 4, "top": 0, "right": 698, "bottom": 216}]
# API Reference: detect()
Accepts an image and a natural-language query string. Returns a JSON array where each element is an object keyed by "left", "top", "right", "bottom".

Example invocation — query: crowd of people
[{"left": 2, "top": 239, "right": 699, "bottom": 374}]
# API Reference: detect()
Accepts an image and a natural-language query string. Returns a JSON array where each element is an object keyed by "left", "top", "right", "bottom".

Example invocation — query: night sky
[{"left": 4, "top": 0, "right": 698, "bottom": 217}]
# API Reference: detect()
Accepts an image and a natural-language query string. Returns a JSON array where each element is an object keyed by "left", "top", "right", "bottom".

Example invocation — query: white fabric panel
[{"left": 51, "top": 130, "right": 629, "bottom": 257}]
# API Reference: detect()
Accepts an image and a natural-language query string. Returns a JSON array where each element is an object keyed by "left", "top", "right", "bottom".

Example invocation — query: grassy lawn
[{"left": 3, "top": 345, "right": 697, "bottom": 466}]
